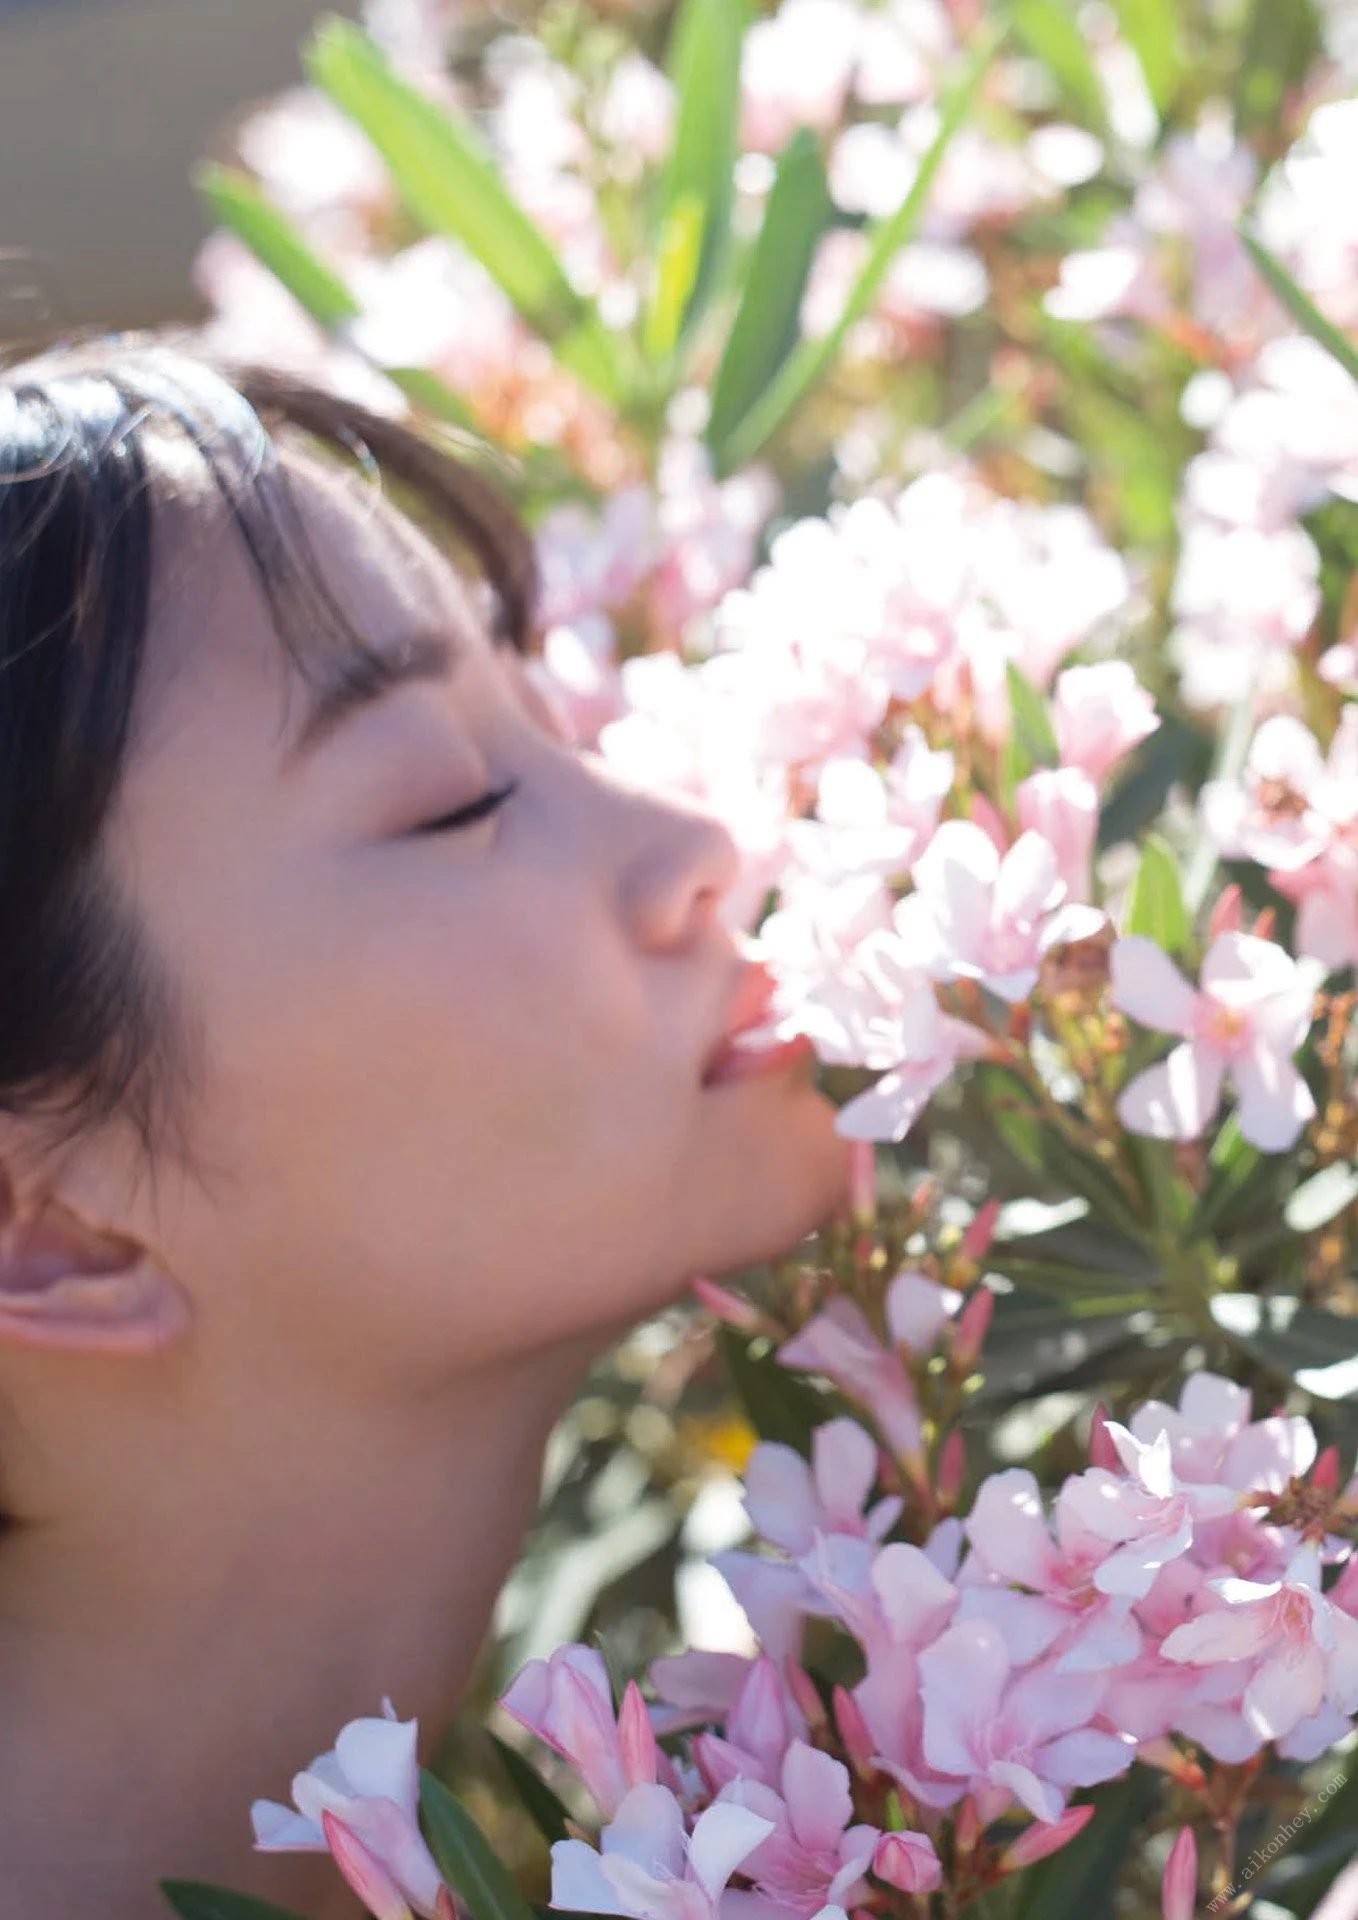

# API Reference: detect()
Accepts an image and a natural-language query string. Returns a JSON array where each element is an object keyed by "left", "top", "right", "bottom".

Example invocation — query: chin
[{"left": 694, "top": 1081, "right": 854, "bottom": 1276}]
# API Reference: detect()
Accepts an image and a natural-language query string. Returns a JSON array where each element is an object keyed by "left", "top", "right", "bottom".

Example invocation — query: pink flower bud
[
  {"left": 953, "top": 1795, "right": 982, "bottom": 1857},
  {"left": 937, "top": 1430, "right": 966, "bottom": 1504},
  {"left": 951, "top": 1287, "right": 993, "bottom": 1370},
  {"left": 1314, "top": 1445, "right": 1342, "bottom": 1495},
  {"left": 1001, "top": 1805, "right": 1095, "bottom": 1870},
  {"left": 872, "top": 1830, "right": 942, "bottom": 1894},
  {"left": 618, "top": 1680, "right": 658, "bottom": 1791},
  {"left": 960, "top": 1200, "right": 1000, "bottom": 1263},
  {"left": 1088, "top": 1404, "right": 1120, "bottom": 1471},
  {"left": 691, "top": 1276, "right": 763, "bottom": 1332},
  {"left": 322, "top": 1812, "right": 418, "bottom": 1920},
  {"left": 1208, "top": 884, "right": 1244, "bottom": 941},
  {"left": 783, "top": 1658, "right": 828, "bottom": 1731},
  {"left": 832, "top": 1684, "right": 875, "bottom": 1778},
  {"left": 1162, "top": 1826, "right": 1197, "bottom": 1920},
  {"left": 848, "top": 1140, "right": 877, "bottom": 1224},
  {"left": 436, "top": 1893, "right": 459, "bottom": 1920}
]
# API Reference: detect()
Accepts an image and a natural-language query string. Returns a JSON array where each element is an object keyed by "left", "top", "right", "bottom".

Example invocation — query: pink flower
[
  {"left": 719, "top": 1743, "right": 880, "bottom": 1920},
  {"left": 500, "top": 1647, "right": 657, "bottom": 1818},
  {"left": 743, "top": 1419, "right": 902, "bottom": 1558},
  {"left": 251, "top": 1703, "right": 448, "bottom": 1920},
  {"left": 902, "top": 822, "right": 1106, "bottom": 1003},
  {"left": 918, "top": 1620, "right": 1134, "bottom": 1823},
  {"left": 1111, "top": 933, "right": 1319, "bottom": 1150},
  {"left": 1016, "top": 767, "right": 1099, "bottom": 902},
  {"left": 1051, "top": 662, "right": 1160, "bottom": 783},
  {"left": 777, "top": 1300, "right": 923, "bottom": 1464},
  {"left": 693, "top": 1656, "right": 812, "bottom": 1793},
  {"left": 551, "top": 1785, "right": 775, "bottom": 1920},
  {"left": 871, "top": 1829, "right": 943, "bottom": 1894},
  {"left": 1161, "top": 1826, "right": 1197, "bottom": 1920},
  {"left": 1160, "top": 1543, "right": 1358, "bottom": 1740}
]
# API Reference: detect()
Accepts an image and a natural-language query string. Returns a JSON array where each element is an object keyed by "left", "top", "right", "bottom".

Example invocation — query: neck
[{"left": 0, "top": 1336, "right": 596, "bottom": 1920}]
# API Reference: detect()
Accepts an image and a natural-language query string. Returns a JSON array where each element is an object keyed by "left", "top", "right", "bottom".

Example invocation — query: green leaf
[
  {"left": 707, "top": 128, "right": 832, "bottom": 461},
  {"left": 719, "top": 18, "right": 1005, "bottom": 469},
  {"left": 306, "top": 21, "right": 624, "bottom": 406},
  {"left": 1005, "top": 660, "right": 1060, "bottom": 773},
  {"left": 420, "top": 1769, "right": 538, "bottom": 1920},
  {"left": 196, "top": 165, "right": 361, "bottom": 332},
  {"left": 717, "top": 1325, "right": 824, "bottom": 1457},
  {"left": 1187, "top": 1113, "right": 1264, "bottom": 1240},
  {"left": 1007, "top": 0, "right": 1107, "bottom": 131},
  {"left": 1240, "top": 228, "right": 1358, "bottom": 388},
  {"left": 1121, "top": 833, "right": 1190, "bottom": 953},
  {"left": 489, "top": 1732, "right": 570, "bottom": 1846},
  {"left": 651, "top": 0, "right": 745, "bottom": 352},
  {"left": 1285, "top": 1161, "right": 1358, "bottom": 1234},
  {"left": 1097, "top": 715, "right": 1212, "bottom": 853},
  {"left": 976, "top": 1291, "right": 1146, "bottom": 1403},
  {"left": 1108, "top": 0, "right": 1185, "bottom": 118},
  {"left": 159, "top": 1885, "right": 311, "bottom": 1920},
  {"left": 1211, "top": 1294, "right": 1358, "bottom": 1400},
  {"left": 642, "top": 192, "right": 707, "bottom": 364},
  {"left": 1235, "top": 0, "right": 1322, "bottom": 140}
]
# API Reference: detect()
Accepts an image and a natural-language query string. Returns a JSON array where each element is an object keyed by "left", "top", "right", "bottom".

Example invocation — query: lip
[{"left": 701, "top": 959, "right": 813, "bottom": 1088}]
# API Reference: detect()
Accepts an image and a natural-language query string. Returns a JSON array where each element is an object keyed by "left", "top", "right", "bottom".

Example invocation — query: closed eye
[{"left": 413, "top": 779, "right": 520, "bottom": 835}]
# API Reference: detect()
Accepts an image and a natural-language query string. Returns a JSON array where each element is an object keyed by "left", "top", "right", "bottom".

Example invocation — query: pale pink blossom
[
  {"left": 1015, "top": 768, "right": 1098, "bottom": 903},
  {"left": 1051, "top": 661, "right": 1160, "bottom": 782},
  {"left": 918, "top": 1621, "right": 1133, "bottom": 1822},
  {"left": 551, "top": 1784, "right": 775, "bottom": 1920},
  {"left": 784, "top": 731, "right": 953, "bottom": 885},
  {"left": 1111, "top": 933, "right": 1319, "bottom": 1151},
  {"left": 500, "top": 1647, "right": 657, "bottom": 1818},
  {"left": 743, "top": 1419, "right": 902, "bottom": 1559},
  {"left": 718, "top": 1743, "right": 879, "bottom": 1920},
  {"left": 693, "top": 1655, "right": 812, "bottom": 1792},
  {"left": 777, "top": 1299, "right": 924, "bottom": 1465},
  {"left": 251, "top": 1703, "right": 448, "bottom": 1920},
  {"left": 1162, "top": 1544, "right": 1358, "bottom": 1741},
  {"left": 902, "top": 822, "right": 1106, "bottom": 1003},
  {"left": 1201, "top": 715, "right": 1333, "bottom": 870}
]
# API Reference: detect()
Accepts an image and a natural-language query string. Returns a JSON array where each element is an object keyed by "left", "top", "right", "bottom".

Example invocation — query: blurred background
[{"left": 0, "top": 0, "right": 358, "bottom": 334}]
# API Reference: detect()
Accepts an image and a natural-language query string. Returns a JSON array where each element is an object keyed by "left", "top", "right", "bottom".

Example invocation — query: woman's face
[{"left": 102, "top": 442, "right": 850, "bottom": 1398}]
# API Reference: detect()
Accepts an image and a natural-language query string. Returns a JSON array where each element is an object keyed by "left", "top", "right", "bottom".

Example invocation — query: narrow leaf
[
  {"left": 1011, "top": 1773, "right": 1159, "bottom": 1920},
  {"left": 1240, "top": 227, "right": 1358, "bottom": 387},
  {"left": 489, "top": 1732, "right": 570, "bottom": 1846},
  {"left": 642, "top": 192, "right": 707, "bottom": 364},
  {"left": 419, "top": 1769, "right": 538, "bottom": 1920},
  {"left": 1006, "top": 660, "right": 1060, "bottom": 772},
  {"left": 719, "top": 18, "right": 1005, "bottom": 469},
  {"left": 306, "top": 21, "right": 624, "bottom": 405},
  {"left": 1007, "top": 0, "right": 1107, "bottom": 130},
  {"left": 1109, "top": 0, "right": 1185, "bottom": 117},
  {"left": 196, "top": 165, "right": 360, "bottom": 332},
  {"left": 707, "top": 127, "right": 831, "bottom": 460},
  {"left": 1121, "top": 834, "right": 1190, "bottom": 953},
  {"left": 1235, "top": 0, "right": 1322, "bottom": 139},
  {"left": 651, "top": 0, "right": 745, "bottom": 349},
  {"left": 160, "top": 1885, "right": 312, "bottom": 1920}
]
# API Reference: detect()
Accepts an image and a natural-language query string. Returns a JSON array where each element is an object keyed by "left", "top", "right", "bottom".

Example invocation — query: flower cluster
[{"left": 251, "top": 1259, "right": 1358, "bottom": 1916}]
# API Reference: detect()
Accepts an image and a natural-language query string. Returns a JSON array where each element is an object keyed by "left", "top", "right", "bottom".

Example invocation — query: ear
[{"left": 0, "top": 1173, "right": 191, "bottom": 1357}]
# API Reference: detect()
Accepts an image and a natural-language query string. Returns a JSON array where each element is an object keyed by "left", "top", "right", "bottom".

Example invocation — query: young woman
[{"left": 0, "top": 337, "right": 851, "bottom": 1919}]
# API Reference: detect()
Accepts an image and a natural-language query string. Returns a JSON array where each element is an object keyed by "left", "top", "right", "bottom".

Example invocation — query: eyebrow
[{"left": 282, "top": 627, "right": 464, "bottom": 771}]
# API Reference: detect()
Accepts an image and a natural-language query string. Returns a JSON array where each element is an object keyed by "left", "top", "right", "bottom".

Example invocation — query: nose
[{"left": 617, "top": 788, "right": 743, "bottom": 953}]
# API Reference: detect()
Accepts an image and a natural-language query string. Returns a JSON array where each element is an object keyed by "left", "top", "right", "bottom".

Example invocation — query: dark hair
[{"left": 0, "top": 331, "right": 539, "bottom": 1191}]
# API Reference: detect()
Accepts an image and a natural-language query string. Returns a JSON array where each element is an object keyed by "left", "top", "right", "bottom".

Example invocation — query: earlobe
[{"left": 0, "top": 1187, "right": 191, "bottom": 1357}]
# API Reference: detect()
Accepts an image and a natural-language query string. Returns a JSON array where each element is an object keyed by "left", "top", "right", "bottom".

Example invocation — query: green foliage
[
  {"left": 1241, "top": 228, "right": 1358, "bottom": 386},
  {"left": 1110, "top": 0, "right": 1186, "bottom": 118},
  {"left": 306, "top": 19, "right": 626, "bottom": 405},
  {"left": 1122, "top": 833, "right": 1190, "bottom": 953},
  {"left": 489, "top": 1733, "right": 571, "bottom": 1846},
  {"left": 650, "top": 0, "right": 746, "bottom": 356},
  {"left": 420, "top": 1770, "right": 539, "bottom": 1920},
  {"left": 716, "top": 17, "right": 1007, "bottom": 469},
  {"left": 706, "top": 128, "right": 832, "bottom": 462},
  {"left": 1004, "top": 660, "right": 1061, "bottom": 777},
  {"left": 196, "top": 165, "right": 360, "bottom": 331},
  {"left": 716, "top": 1324, "right": 824, "bottom": 1456},
  {"left": 159, "top": 1887, "right": 311, "bottom": 1920},
  {"left": 1006, "top": 0, "right": 1108, "bottom": 132}
]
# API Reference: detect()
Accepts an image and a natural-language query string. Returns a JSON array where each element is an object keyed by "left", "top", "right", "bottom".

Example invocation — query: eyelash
[{"left": 415, "top": 779, "right": 520, "bottom": 835}]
